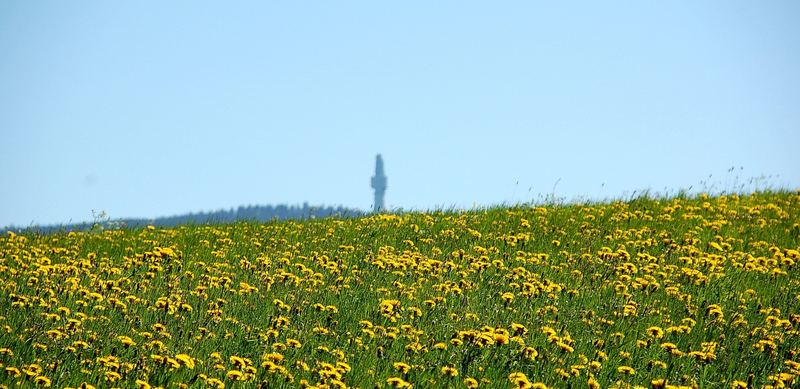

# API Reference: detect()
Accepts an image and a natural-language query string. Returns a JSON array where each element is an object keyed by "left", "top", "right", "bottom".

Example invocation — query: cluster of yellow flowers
[{"left": 0, "top": 191, "right": 798, "bottom": 387}]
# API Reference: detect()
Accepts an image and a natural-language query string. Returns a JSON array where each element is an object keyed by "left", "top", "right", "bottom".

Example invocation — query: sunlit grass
[{"left": 1, "top": 191, "right": 798, "bottom": 388}]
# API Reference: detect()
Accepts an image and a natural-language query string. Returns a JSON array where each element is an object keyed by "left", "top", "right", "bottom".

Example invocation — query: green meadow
[{"left": 1, "top": 191, "right": 798, "bottom": 388}]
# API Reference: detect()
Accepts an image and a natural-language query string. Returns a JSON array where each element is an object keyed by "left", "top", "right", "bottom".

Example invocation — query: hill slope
[{"left": 1, "top": 191, "right": 798, "bottom": 387}]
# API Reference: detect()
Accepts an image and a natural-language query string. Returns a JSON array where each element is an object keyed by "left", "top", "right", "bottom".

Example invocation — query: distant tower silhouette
[{"left": 371, "top": 154, "right": 387, "bottom": 212}]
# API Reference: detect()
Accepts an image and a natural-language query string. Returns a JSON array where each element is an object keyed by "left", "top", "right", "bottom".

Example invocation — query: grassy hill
[{"left": 1, "top": 191, "right": 798, "bottom": 388}]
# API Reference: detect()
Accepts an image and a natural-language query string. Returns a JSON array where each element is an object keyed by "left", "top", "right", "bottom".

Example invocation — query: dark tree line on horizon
[{"left": 4, "top": 203, "right": 364, "bottom": 234}]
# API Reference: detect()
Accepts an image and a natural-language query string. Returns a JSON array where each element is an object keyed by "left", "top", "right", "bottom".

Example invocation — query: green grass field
[{"left": 1, "top": 191, "right": 798, "bottom": 388}]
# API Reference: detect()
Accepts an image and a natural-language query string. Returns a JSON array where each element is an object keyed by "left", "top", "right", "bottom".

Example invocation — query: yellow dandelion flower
[
  {"left": 768, "top": 372, "right": 794, "bottom": 385},
  {"left": 104, "top": 371, "right": 122, "bottom": 382},
  {"left": 5, "top": 367, "right": 21, "bottom": 377},
  {"left": 286, "top": 338, "right": 302, "bottom": 348},
  {"left": 387, "top": 376, "right": 413, "bottom": 388},
  {"left": 23, "top": 364, "right": 43, "bottom": 377},
  {"left": 175, "top": 354, "right": 195, "bottom": 369},
  {"left": 660, "top": 342, "right": 678, "bottom": 351},
  {"left": 646, "top": 326, "right": 664, "bottom": 339},
  {"left": 617, "top": 366, "right": 635, "bottom": 375},
  {"left": 557, "top": 341, "right": 574, "bottom": 353},
  {"left": 509, "top": 372, "right": 530, "bottom": 387},
  {"left": 166, "top": 357, "right": 181, "bottom": 369},
  {"left": 441, "top": 365, "right": 459, "bottom": 377},
  {"left": 135, "top": 380, "right": 152, "bottom": 389},
  {"left": 117, "top": 335, "right": 136, "bottom": 347},
  {"left": 34, "top": 375, "right": 52, "bottom": 387},
  {"left": 394, "top": 362, "right": 411, "bottom": 374},
  {"left": 511, "top": 323, "right": 528, "bottom": 335},
  {"left": 230, "top": 356, "right": 251, "bottom": 368},
  {"left": 494, "top": 333, "right": 510, "bottom": 345},
  {"left": 262, "top": 352, "right": 284, "bottom": 363},
  {"left": 336, "top": 361, "right": 352, "bottom": 373}
]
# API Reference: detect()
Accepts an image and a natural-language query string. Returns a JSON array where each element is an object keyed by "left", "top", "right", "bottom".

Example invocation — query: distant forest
[{"left": 4, "top": 203, "right": 363, "bottom": 234}]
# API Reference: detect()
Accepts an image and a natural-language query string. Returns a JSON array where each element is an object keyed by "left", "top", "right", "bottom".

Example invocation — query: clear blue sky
[{"left": 2, "top": 1, "right": 799, "bottom": 227}]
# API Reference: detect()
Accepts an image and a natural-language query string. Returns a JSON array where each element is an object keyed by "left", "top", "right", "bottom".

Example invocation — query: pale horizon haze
[{"left": 2, "top": 1, "right": 799, "bottom": 227}]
